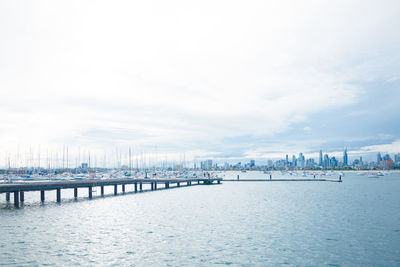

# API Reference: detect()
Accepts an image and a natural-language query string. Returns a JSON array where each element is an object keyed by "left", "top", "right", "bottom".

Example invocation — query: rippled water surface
[{"left": 1, "top": 172, "right": 400, "bottom": 266}]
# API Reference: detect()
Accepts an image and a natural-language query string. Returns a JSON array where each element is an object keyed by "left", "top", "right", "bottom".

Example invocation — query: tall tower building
[
  {"left": 343, "top": 147, "right": 348, "bottom": 166},
  {"left": 319, "top": 150, "right": 323, "bottom": 166},
  {"left": 377, "top": 152, "right": 382, "bottom": 165}
]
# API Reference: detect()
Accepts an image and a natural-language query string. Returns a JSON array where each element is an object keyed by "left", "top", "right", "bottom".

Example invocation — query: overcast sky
[{"left": 1, "top": 0, "right": 399, "bottom": 165}]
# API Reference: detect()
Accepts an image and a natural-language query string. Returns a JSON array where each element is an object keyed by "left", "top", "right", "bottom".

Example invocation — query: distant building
[
  {"left": 377, "top": 152, "right": 382, "bottom": 165},
  {"left": 306, "top": 158, "right": 315, "bottom": 168},
  {"left": 298, "top": 153, "right": 305, "bottom": 168},
  {"left": 81, "top": 163, "right": 88, "bottom": 169},
  {"left": 267, "top": 160, "right": 273, "bottom": 167},
  {"left": 324, "top": 154, "right": 329, "bottom": 168},
  {"left": 250, "top": 160, "right": 255, "bottom": 167},
  {"left": 319, "top": 150, "right": 323, "bottom": 166},
  {"left": 343, "top": 147, "right": 348, "bottom": 166},
  {"left": 395, "top": 153, "right": 400, "bottom": 163},
  {"left": 205, "top": 160, "right": 213, "bottom": 169},
  {"left": 200, "top": 159, "right": 213, "bottom": 170}
]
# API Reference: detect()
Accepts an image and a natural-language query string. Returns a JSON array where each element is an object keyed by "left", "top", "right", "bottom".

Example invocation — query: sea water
[{"left": 0, "top": 172, "right": 399, "bottom": 266}]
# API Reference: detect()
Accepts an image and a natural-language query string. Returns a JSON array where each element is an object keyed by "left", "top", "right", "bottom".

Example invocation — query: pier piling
[
  {"left": 122, "top": 184, "right": 125, "bottom": 193},
  {"left": 56, "top": 188, "right": 61, "bottom": 202},
  {"left": 88, "top": 186, "right": 93, "bottom": 199},
  {"left": 114, "top": 185, "right": 118, "bottom": 195},
  {"left": 134, "top": 182, "right": 137, "bottom": 192},
  {"left": 140, "top": 182, "right": 142, "bottom": 191},
  {"left": 14, "top": 191, "right": 19, "bottom": 207},
  {"left": 6, "top": 192, "right": 10, "bottom": 202},
  {"left": 19, "top": 191, "right": 24, "bottom": 202},
  {"left": 101, "top": 186, "right": 104, "bottom": 196},
  {"left": 41, "top": 190, "right": 45, "bottom": 202},
  {"left": 74, "top": 188, "right": 78, "bottom": 199}
]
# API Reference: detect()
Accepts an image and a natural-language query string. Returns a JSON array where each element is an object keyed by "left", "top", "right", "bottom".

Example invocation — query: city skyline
[{"left": 1, "top": 144, "right": 399, "bottom": 170}]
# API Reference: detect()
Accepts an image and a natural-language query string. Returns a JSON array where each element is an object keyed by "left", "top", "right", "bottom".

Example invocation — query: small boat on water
[{"left": 368, "top": 172, "right": 384, "bottom": 178}]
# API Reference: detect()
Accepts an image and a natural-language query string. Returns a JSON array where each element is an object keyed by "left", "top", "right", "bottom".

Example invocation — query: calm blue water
[{"left": 1, "top": 172, "right": 399, "bottom": 266}]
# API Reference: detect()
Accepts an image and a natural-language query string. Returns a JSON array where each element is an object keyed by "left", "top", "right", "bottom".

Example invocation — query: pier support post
[
  {"left": 114, "top": 185, "right": 118, "bottom": 195},
  {"left": 218, "top": 180, "right": 221, "bottom": 184},
  {"left": 140, "top": 182, "right": 142, "bottom": 191},
  {"left": 41, "top": 190, "right": 45, "bottom": 202},
  {"left": 270, "top": 175, "right": 272, "bottom": 180},
  {"left": 197, "top": 180, "right": 200, "bottom": 185},
  {"left": 6, "top": 192, "right": 10, "bottom": 202},
  {"left": 154, "top": 182, "right": 157, "bottom": 190},
  {"left": 56, "top": 188, "right": 61, "bottom": 202},
  {"left": 151, "top": 182, "right": 154, "bottom": 190},
  {"left": 134, "top": 182, "right": 137, "bottom": 192},
  {"left": 101, "top": 186, "right": 104, "bottom": 196},
  {"left": 187, "top": 181, "right": 190, "bottom": 186},
  {"left": 20, "top": 191, "right": 24, "bottom": 202},
  {"left": 177, "top": 182, "right": 180, "bottom": 187},
  {"left": 14, "top": 191, "right": 19, "bottom": 207},
  {"left": 165, "top": 182, "right": 169, "bottom": 189},
  {"left": 237, "top": 175, "right": 239, "bottom": 180},
  {"left": 122, "top": 184, "right": 125, "bottom": 193},
  {"left": 88, "top": 186, "right": 93, "bottom": 199},
  {"left": 74, "top": 188, "right": 78, "bottom": 199}
]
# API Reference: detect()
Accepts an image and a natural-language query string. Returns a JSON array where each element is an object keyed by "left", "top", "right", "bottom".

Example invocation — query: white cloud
[
  {"left": 360, "top": 140, "right": 400, "bottom": 154},
  {"left": 0, "top": 0, "right": 399, "bottom": 163}
]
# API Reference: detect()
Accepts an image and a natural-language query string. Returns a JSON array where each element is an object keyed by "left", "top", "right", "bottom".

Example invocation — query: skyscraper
[
  {"left": 250, "top": 160, "right": 255, "bottom": 167},
  {"left": 324, "top": 154, "right": 329, "bottom": 168},
  {"left": 343, "top": 147, "right": 348, "bottom": 166},
  {"left": 377, "top": 152, "right": 382, "bottom": 165},
  {"left": 395, "top": 153, "right": 400, "bottom": 163},
  {"left": 319, "top": 150, "right": 323, "bottom": 166}
]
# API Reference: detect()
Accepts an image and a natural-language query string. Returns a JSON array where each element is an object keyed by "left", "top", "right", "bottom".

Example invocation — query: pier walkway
[
  {"left": 0, "top": 178, "right": 222, "bottom": 207},
  {"left": 223, "top": 178, "right": 341, "bottom": 182}
]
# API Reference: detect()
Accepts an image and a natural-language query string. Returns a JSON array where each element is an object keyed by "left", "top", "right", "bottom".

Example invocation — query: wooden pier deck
[{"left": 0, "top": 178, "right": 222, "bottom": 207}]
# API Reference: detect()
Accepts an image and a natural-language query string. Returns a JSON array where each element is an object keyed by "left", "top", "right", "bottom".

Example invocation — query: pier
[
  {"left": 223, "top": 178, "right": 342, "bottom": 182},
  {"left": 0, "top": 178, "right": 222, "bottom": 207}
]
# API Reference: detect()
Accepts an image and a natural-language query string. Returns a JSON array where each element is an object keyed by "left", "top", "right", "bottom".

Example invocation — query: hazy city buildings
[{"left": 343, "top": 147, "right": 348, "bottom": 166}]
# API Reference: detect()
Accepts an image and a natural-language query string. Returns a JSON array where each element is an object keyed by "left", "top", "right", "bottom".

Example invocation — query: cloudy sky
[{"left": 0, "top": 0, "right": 399, "bottom": 165}]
